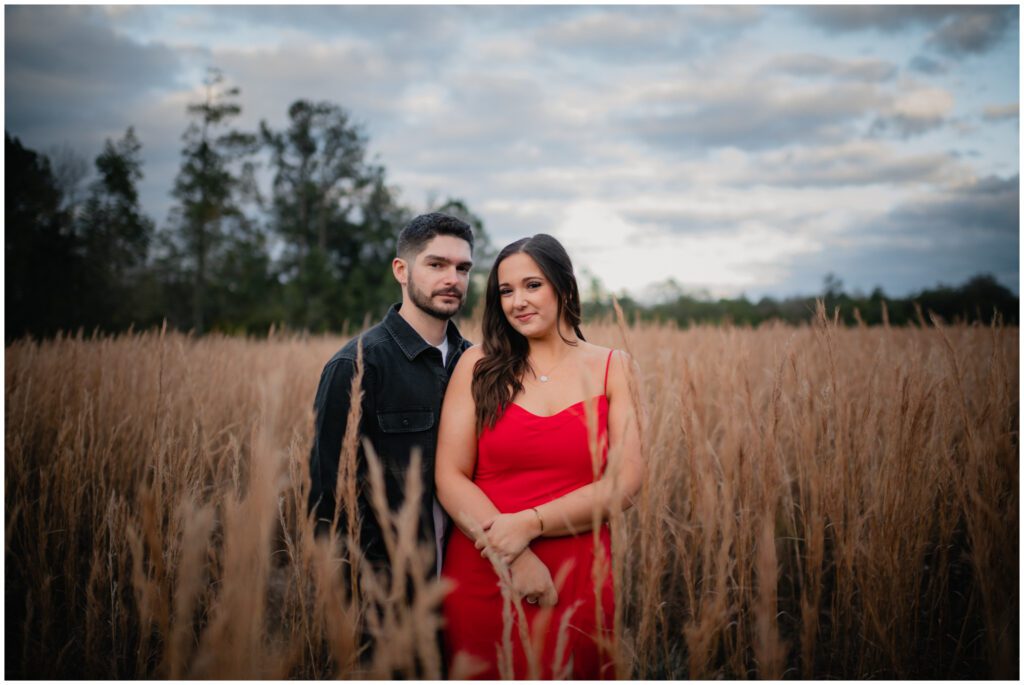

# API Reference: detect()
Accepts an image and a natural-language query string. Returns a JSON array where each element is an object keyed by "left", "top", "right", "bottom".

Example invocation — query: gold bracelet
[{"left": 530, "top": 506, "right": 545, "bottom": 533}]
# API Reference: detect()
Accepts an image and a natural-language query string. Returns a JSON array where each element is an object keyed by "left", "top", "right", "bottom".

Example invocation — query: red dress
[{"left": 442, "top": 351, "right": 616, "bottom": 679}]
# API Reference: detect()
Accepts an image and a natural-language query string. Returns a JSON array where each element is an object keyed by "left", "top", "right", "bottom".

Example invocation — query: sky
[{"left": 5, "top": 4, "right": 1020, "bottom": 301}]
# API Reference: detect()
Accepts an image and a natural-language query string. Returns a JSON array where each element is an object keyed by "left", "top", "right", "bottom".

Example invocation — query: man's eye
[{"left": 457, "top": 266, "right": 470, "bottom": 273}]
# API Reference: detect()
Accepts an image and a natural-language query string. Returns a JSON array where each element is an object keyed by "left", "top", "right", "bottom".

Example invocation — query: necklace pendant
[{"left": 539, "top": 375, "right": 550, "bottom": 383}]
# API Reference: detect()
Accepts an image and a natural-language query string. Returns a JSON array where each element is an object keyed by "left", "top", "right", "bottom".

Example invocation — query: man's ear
[{"left": 392, "top": 257, "right": 408, "bottom": 287}]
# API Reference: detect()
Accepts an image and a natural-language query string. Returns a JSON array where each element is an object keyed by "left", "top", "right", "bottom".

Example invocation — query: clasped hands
[{"left": 474, "top": 510, "right": 556, "bottom": 607}]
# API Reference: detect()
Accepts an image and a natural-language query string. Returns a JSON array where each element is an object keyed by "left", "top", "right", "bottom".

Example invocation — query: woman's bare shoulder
[
  {"left": 459, "top": 344, "right": 486, "bottom": 363},
  {"left": 579, "top": 340, "right": 613, "bottom": 357},
  {"left": 579, "top": 341, "right": 628, "bottom": 366},
  {"left": 450, "top": 344, "right": 485, "bottom": 384}
]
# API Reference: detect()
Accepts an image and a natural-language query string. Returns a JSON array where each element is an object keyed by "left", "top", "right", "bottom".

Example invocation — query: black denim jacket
[{"left": 308, "top": 304, "right": 471, "bottom": 567}]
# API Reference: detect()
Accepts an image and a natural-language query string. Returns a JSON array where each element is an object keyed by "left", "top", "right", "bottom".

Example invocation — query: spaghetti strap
[{"left": 603, "top": 349, "right": 615, "bottom": 396}]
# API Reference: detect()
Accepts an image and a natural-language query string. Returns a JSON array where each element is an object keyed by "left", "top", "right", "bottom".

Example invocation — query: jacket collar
[{"left": 384, "top": 303, "right": 466, "bottom": 361}]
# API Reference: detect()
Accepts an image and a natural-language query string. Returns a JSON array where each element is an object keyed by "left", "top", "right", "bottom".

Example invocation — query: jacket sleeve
[{"left": 308, "top": 356, "right": 363, "bottom": 536}]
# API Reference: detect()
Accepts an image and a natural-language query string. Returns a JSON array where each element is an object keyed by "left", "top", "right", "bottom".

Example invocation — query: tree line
[
  {"left": 6, "top": 69, "right": 492, "bottom": 342},
  {"left": 592, "top": 272, "right": 1018, "bottom": 327},
  {"left": 5, "top": 69, "right": 1017, "bottom": 341}
]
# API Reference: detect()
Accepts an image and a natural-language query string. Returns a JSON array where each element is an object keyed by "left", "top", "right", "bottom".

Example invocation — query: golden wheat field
[{"left": 5, "top": 308, "right": 1019, "bottom": 679}]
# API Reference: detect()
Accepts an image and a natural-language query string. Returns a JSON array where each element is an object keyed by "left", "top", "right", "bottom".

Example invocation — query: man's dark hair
[{"left": 396, "top": 212, "right": 474, "bottom": 259}]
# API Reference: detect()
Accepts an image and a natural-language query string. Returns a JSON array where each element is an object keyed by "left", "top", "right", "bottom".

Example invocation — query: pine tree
[{"left": 167, "top": 68, "right": 257, "bottom": 333}]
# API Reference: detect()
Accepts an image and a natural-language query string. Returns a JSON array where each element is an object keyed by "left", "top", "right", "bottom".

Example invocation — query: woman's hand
[
  {"left": 475, "top": 510, "right": 541, "bottom": 565},
  {"left": 508, "top": 549, "right": 558, "bottom": 607}
]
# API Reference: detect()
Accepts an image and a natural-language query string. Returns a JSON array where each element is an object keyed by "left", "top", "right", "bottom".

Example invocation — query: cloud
[
  {"left": 799, "top": 6, "right": 960, "bottom": 33},
  {"left": 624, "top": 57, "right": 957, "bottom": 152},
  {"left": 926, "top": 8, "right": 1017, "bottom": 57},
  {"left": 5, "top": 6, "right": 183, "bottom": 152},
  {"left": 627, "top": 79, "right": 883, "bottom": 151},
  {"left": 770, "top": 237, "right": 1018, "bottom": 299},
  {"left": 5, "top": 6, "right": 181, "bottom": 91},
  {"left": 210, "top": 39, "right": 421, "bottom": 125},
  {"left": 882, "top": 174, "right": 1019, "bottom": 240},
  {"left": 533, "top": 6, "right": 761, "bottom": 61},
  {"left": 908, "top": 54, "right": 948, "bottom": 75},
  {"left": 799, "top": 6, "right": 1016, "bottom": 58},
  {"left": 982, "top": 103, "right": 1019, "bottom": 122},
  {"left": 756, "top": 174, "right": 1019, "bottom": 297},
  {"left": 620, "top": 204, "right": 776, "bottom": 235},
  {"left": 738, "top": 141, "right": 966, "bottom": 188},
  {"left": 766, "top": 53, "right": 897, "bottom": 82},
  {"left": 870, "top": 86, "right": 955, "bottom": 138}
]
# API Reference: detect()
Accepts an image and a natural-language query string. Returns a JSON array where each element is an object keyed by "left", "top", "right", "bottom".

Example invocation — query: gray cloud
[
  {"left": 765, "top": 175, "right": 1019, "bottom": 297},
  {"left": 203, "top": 4, "right": 575, "bottom": 37},
  {"left": 926, "top": 7, "right": 1017, "bottom": 56},
  {"left": 908, "top": 54, "right": 948, "bottom": 75},
  {"left": 767, "top": 53, "right": 897, "bottom": 82},
  {"left": 799, "top": 6, "right": 1016, "bottom": 58},
  {"left": 742, "top": 144, "right": 962, "bottom": 188},
  {"left": 799, "top": 6, "right": 964, "bottom": 33},
  {"left": 628, "top": 82, "right": 881, "bottom": 151},
  {"left": 869, "top": 114, "right": 944, "bottom": 139},
  {"left": 983, "top": 103, "right": 1020, "bottom": 122},
  {"left": 5, "top": 6, "right": 182, "bottom": 152},
  {"left": 211, "top": 41, "right": 423, "bottom": 125},
  {"left": 6, "top": 6, "right": 181, "bottom": 91},
  {"left": 533, "top": 6, "right": 761, "bottom": 61},
  {"left": 771, "top": 237, "right": 1018, "bottom": 299},
  {"left": 883, "top": 175, "right": 1019, "bottom": 239}
]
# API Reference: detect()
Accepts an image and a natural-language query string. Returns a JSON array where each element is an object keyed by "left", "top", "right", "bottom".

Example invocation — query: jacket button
[{"left": 402, "top": 418, "right": 409, "bottom": 426}]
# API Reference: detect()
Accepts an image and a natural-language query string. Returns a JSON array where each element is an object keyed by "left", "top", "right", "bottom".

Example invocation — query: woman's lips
[{"left": 515, "top": 313, "right": 536, "bottom": 322}]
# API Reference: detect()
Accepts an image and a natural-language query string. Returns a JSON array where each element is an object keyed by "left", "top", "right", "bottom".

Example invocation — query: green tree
[
  {"left": 430, "top": 196, "right": 495, "bottom": 315},
  {"left": 262, "top": 99, "right": 408, "bottom": 330},
  {"left": 167, "top": 68, "right": 257, "bottom": 333},
  {"left": 5, "top": 133, "right": 77, "bottom": 340},
  {"left": 75, "top": 127, "right": 155, "bottom": 329}
]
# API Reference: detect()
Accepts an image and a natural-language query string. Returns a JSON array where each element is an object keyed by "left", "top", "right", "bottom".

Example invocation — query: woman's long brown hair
[{"left": 472, "top": 234, "right": 585, "bottom": 433}]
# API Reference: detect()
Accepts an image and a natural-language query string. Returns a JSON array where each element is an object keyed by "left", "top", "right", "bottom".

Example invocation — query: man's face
[{"left": 401, "top": 235, "right": 473, "bottom": 320}]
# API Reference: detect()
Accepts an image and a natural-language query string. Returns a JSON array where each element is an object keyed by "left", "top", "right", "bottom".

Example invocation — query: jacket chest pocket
[
  {"left": 377, "top": 409, "right": 435, "bottom": 434},
  {"left": 375, "top": 409, "right": 436, "bottom": 485}
]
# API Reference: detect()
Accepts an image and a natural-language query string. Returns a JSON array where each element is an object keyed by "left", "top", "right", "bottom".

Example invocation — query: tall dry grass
[{"left": 5, "top": 308, "right": 1018, "bottom": 678}]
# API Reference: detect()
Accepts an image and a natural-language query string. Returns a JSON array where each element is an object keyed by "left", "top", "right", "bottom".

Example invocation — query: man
[{"left": 308, "top": 212, "right": 474, "bottom": 580}]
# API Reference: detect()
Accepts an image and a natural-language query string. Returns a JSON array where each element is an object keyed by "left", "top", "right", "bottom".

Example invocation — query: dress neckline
[{"left": 509, "top": 394, "right": 607, "bottom": 419}]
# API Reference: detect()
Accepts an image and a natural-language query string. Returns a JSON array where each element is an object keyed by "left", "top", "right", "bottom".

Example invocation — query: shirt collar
[{"left": 384, "top": 303, "right": 466, "bottom": 361}]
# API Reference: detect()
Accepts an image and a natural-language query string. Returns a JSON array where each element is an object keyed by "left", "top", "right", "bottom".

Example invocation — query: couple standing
[{"left": 308, "top": 212, "right": 644, "bottom": 679}]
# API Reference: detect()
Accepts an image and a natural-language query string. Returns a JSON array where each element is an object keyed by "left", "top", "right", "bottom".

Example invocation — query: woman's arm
[
  {"left": 435, "top": 346, "right": 559, "bottom": 606},
  {"left": 478, "top": 350, "right": 646, "bottom": 564},
  {"left": 435, "top": 346, "right": 501, "bottom": 536}
]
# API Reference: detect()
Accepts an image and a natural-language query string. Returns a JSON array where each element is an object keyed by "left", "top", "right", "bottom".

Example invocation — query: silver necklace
[{"left": 531, "top": 350, "right": 573, "bottom": 383}]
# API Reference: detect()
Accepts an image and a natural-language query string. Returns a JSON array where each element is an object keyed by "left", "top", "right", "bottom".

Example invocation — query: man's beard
[{"left": 408, "top": 277, "right": 465, "bottom": 321}]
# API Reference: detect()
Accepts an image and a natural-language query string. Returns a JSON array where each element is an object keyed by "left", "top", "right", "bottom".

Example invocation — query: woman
[{"left": 435, "top": 234, "right": 644, "bottom": 679}]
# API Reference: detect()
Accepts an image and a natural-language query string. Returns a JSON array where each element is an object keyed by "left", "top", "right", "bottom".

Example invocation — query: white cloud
[{"left": 889, "top": 86, "right": 955, "bottom": 123}]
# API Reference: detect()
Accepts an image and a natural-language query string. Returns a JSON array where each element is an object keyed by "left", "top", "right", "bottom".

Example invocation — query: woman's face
[{"left": 496, "top": 252, "right": 561, "bottom": 339}]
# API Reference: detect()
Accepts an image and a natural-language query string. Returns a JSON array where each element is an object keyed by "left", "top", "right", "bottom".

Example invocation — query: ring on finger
[{"left": 526, "top": 596, "right": 538, "bottom": 605}]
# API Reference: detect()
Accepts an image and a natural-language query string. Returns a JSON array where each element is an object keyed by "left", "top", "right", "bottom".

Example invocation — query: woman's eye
[
  {"left": 499, "top": 289, "right": 512, "bottom": 296},
  {"left": 527, "top": 282, "right": 541, "bottom": 289}
]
